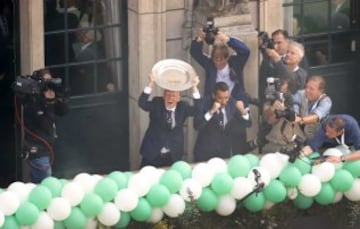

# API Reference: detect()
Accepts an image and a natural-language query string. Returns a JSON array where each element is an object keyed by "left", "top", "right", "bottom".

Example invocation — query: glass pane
[
  {"left": 44, "top": 0, "right": 124, "bottom": 96},
  {"left": 303, "top": 39, "right": 329, "bottom": 66},
  {"left": 331, "top": 0, "right": 350, "bottom": 31}
]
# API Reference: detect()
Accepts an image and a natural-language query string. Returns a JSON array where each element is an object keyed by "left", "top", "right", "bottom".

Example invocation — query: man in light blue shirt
[{"left": 293, "top": 75, "right": 332, "bottom": 141}]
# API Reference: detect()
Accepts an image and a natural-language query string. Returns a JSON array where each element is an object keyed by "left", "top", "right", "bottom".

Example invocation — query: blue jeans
[{"left": 28, "top": 156, "right": 52, "bottom": 183}]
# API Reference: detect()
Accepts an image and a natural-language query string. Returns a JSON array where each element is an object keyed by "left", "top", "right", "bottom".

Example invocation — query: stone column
[
  {"left": 20, "top": 0, "right": 44, "bottom": 75},
  {"left": 258, "top": 0, "right": 284, "bottom": 32},
  {"left": 128, "top": 0, "right": 167, "bottom": 170}
]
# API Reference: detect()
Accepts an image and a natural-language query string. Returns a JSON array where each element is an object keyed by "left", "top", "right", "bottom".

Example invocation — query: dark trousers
[{"left": 140, "top": 153, "right": 173, "bottom": 168}]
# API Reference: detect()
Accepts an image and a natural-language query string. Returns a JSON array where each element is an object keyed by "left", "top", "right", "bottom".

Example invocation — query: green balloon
[
  {"left": 196, "top": 187, "right": 218, "bottom": 212},
  {"left": 330, "top": 169, "right": 354, "bottom": 192},
  {"left": 263, "top": 180, "right": 287, "bottom": 203},
  {"left": 115, "top": 211, "right": 131, "bottom": 228},
  {"left": 130, "top": 198, "right": 152, "bottom": 222},
  {"left": 159, "top": 170, "right": 183, "bottom": 194},
  {"left": 243, "top": 192, "right": 265, "bottom": 212},
  {"left": 279, "top": 165, "right": 302, "bottom": 187},
  {"left": 79, "top": 193, "right": 104, "bottom": 217},
  {"left": 293, "top": 157, "right": 312, "bottom": 175},
  {"left": 170, "top": 161, "right": 192, "bottom": 179},
  {"left": 2, "top": 216, "right": 20, "bottom": 229},
  {"left": 64, "top": 207, "right": 87, "bottom": 229},
  {"left": 227, "top": 155, "right": 251, "bottom": 178},
  {"left": 28, "top": 185, "right": 53, "bottom": 211},
  {"left": 245, "top": 153, "right": 260, "bottom": 167},
  {"left": 293, "top": 193, "right": 313, "bottom": 209},
  {"left": 308, "top": 152, "right": 321, "bottom": 160},
  {"left": 146, "top": 184, "right": 171, "bottom": 207},
  {"left": 94, "top": 177, "right": 118, "bottom": 202},
  {"left": 211, "top": 173, "right": 234, "bottom": 195},
  {"left": 15, "top": 202, "right": 39, "bottom": 225},
  {"left": 343, "top": 160, "right": 360, "bottom": 177},
  {"left": 41, "top": 176, "right": 63, "bottom": 197},
  {"left": 108, "top": 171, "right": 128, "bottom": 190},
  {"left": 315, "top": 182, "right": 335, "bottom": 205},
  {"left": 54, "top": 221, "right": 66, "bottom": 229}
]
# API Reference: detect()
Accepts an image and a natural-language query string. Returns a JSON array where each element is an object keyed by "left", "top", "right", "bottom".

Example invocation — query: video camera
[
  {"left": 279, "top": 135, "right": 305, "bottom": 163},
  {"left": 202, "top": 16, "right": 219, "bottom": 45},
  {"left": 258, "top": 31, "right": 274, "bottom": 50},
  {"left": 13, "top": 70, "right": 65, "bottom": 101}
]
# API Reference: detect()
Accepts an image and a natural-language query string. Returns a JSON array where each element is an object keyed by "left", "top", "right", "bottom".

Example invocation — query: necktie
[
  {"left": 219, "top": 109, "right": 225, "bottom": 128},
  {"left": 166, "top": 110, "right": 173, "bottom": 130}
]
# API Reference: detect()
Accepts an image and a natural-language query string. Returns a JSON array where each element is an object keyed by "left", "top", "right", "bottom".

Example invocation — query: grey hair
[{"left": 288, "top": 40, "right": 304, "bottom": 59}]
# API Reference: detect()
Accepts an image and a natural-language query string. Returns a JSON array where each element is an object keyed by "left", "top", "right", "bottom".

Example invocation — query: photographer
[
  {"left": 261, "top": 77, "right": 306, "bottom": 154},
  {"left": 300, "top": 115, "right": 360, "bottom": 159},
  {"left": 17, "top": 69, "right": 68, "bottom": 183},
  {"left": 190, "top": 27, "right": 252, "bottom": 153},
  {"left": 259, "top": 29, "right": 308, "bottom": 103},
  {"left": 292, "top": 75, "right": 332, "bottom": 141}
]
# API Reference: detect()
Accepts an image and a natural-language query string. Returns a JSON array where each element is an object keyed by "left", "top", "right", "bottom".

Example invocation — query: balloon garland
[{"left": 0, "top": 151, "right": 360, "bottom": 228}]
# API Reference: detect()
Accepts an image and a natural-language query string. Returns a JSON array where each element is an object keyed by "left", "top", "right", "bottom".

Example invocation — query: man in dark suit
[
  {"left": 138, "top": 73, "right": 201, "bottom": 168},
  {"left": 193, "top": 82, "right": 250, "bottom": 162}
]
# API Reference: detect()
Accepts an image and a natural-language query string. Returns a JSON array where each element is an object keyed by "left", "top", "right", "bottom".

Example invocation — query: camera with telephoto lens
[
  {"left": 274, "top": 108, "right": 296, "bottom": 122},
  {"left": 280, "top": 135, "right": 305, "bottom": 163},
  {"left": 13, "top": 70, "right": 64, "bottom": 101},
  {"left": 258, "top": 31, "right": 274, "bottom": 50},
  {"left": 202, "top": 16, "right": 219, "bottom": 45}
]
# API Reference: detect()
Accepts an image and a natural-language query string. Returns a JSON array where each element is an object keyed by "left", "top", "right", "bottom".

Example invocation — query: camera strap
[{"left": 280, "top": 119, "right": 294, "bottom": 144}]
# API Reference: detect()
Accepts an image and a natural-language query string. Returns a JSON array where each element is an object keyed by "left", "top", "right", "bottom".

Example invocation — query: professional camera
[
  {"left": 202, "top": 16, "right": 219, "bottom": 45},
  {"left": 13, "top": 71, "right": 63, "bottom": 100},
  {"left": 274, "top": 108, "right": 296, "bottom": 122},
  {"left": 264, "top": 77, "right": 281, "bottom": 102},
  {"left": 279, "top": 135, "right": 305, "bottom": 163},
  {"left": 258, "top": 31, "right": 274, "bottom": 50}
]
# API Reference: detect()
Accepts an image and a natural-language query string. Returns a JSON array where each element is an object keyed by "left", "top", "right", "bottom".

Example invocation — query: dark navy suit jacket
[
  {"left": 138, "top": 92, "right": 201, "bottom": 162},
  {"left": 190, "top": 37, "right": 250, "bottom": 105},
  {"left": 193, "top": 96, "right": 246, "bottom": 162}
]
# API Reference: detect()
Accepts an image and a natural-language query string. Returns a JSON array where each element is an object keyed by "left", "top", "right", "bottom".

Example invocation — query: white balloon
[
  {"left": 97, "top": 202, "right": 120, "bottom": 227},
  {"left": 85, "top": 217, "right": 98, "bottom": 229},
  {"left": 231, "top": 177, "right": 253, "bottom": 200},
  {"left": 0, "top": 211, "right": 4, "bottom": 228},
  {"left": 92, "top": 174, "right": 103, "bottom": 184},
  {"left": 311, "top": 162, "right": 335, "bottom": 182},
  {"left": 73, "top": 173, "right": 95, "bottom": 193},
  {"left": 47, "top": 197, "right": 71, "bottom": 221},
  {"left": 344, "top": 179, "right": 360, "bottom": 201},
  {"left": 287, "top": 187, "right": 298, "bottom": 200},
  {"left": 114, "top": 188, "right": 139, "bottom": 212},
  {"left": 192, "top": 163, "right": 215, "bottom": 187},
  {"left": 147, "top": 208, "right": 164, "bottom": 223},
  {"left": 31, "top": 211, "right": 54, "bottom": 229},
  {"left": 298, "top": 174, "right": 321, "bottom": 197},
  {"left": 333, "top": 192, "right": 343, "bottom": 203},
  {"left": 260, "top": 153, "right": 287, "bottom": 179},
  {"left": 61, "top": 182, "right": 85, "bottom": 206},
  {"left": 162, "top": 194, "right": 186, "bottom": 218},
  {"left": 139, "top": 166, "right": 163, "bottom": 185},
  {"left": 216, "top": 195, "right": 236, "bottom": 216},
  {"left": 247, "top": 167, "right": 271, "bottom": 187},
  {"left": 0, "top": 191, "right": 20, "bottom": 215},
  {"left": 25, "top": 183, "right": 36, "bottom": 193},
  {"left": 127, "top": 173, "right": 151, "bottom": 197},
  {"left": 7, "top": 181, "right": 29, "bottom": 203},
  {"left": 207, "top": 157, "right": 227, "bottom": 174},
  {"left": 323, "top": 148, "right": 344, "bottom": 169},
  {"left": 179, "top": 179, "right": 202, "bottom": 201}
]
